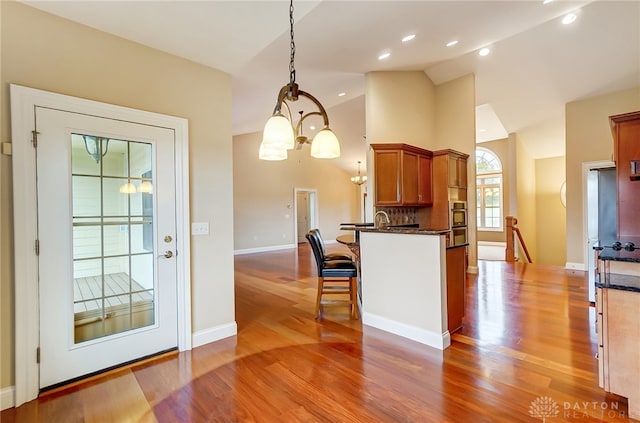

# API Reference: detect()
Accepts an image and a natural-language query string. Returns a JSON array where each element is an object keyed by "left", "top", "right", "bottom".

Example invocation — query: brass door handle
[{"left": 161, "top": 250, "right": 173, "bottom": 259}]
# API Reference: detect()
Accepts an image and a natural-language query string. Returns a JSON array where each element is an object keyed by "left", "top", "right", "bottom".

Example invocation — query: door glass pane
[{"left": 71, "top": 134, "right": 155, "bottom": 344}]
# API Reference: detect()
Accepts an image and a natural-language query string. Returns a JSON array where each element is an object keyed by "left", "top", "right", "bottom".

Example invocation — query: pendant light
[{"left": 259, "top": 0, "right": 340, "bottom": 160}]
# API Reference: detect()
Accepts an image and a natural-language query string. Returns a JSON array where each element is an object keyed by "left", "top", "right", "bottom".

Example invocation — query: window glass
[{"left": 476, "top": 148, "right": 503, "bottom": 231}]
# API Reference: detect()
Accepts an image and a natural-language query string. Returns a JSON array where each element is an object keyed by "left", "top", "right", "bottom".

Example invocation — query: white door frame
[
  {"left": 10, "top": 84, "right": 192, "bottom": 406},
  {"left": 293, "top": 188, "right": 318, "bottom": 246},
  {"left": 582, "top": 160, "right": 615, "bottom": 302}
]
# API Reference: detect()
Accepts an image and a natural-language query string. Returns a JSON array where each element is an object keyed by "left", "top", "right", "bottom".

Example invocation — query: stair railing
[{"left": 505, "top": 216, "right": 532, "bottom": 263}]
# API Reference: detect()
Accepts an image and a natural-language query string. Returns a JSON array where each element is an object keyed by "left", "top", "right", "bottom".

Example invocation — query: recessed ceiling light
[
  {"left": 446, "top": 40, "right": 459, "bottom": 47},
  {"left": 309, "top": 125, "right": 316, "bottom": 131},
  {"left": 543, "top": 0, "right": 553, "bottom": 4},
  {"left": 478, "top": 47, "right": 490, "bottom": 57},
  {"left": 378, "top": 52, "right": 391, "bottom": 60},
  {"left": 402, "top": 34, "right": 416, "bottom": 43},
  {"left": 562, "top": 13, "right": 577, "bottom": 24},
  {"left": 338, "top": 92, "right": 346, "bottom": 97}
]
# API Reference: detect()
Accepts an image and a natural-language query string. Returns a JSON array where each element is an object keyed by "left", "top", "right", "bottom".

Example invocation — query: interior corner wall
[
  {"left": 233, "top": 132, "right": 359, "bottom": 251},
  {"left": 435, "top": 74, "right": 477, "bottom": 270},
  {"left": 476, "top": 138, "right": 509, "bottom": 243},
  {"left": 565, "top": 87, "right": 640, "bottom": 267},
  {"left": 1, "top": 1, "right": 235, "bottom": 390},
  {"left": 515, "top": 134, "right": 538, "bottom": 262},
  {"left": 364, "top": 71, "right": 436, "bottom": 149},
  {"left": 535, "top": 156, "right": 566, "bottom": 266}
]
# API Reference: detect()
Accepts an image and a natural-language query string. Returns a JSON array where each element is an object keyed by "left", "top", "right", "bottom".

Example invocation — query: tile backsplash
[{"left": 375, "top": 207, "right": 417, "bottom": 226}]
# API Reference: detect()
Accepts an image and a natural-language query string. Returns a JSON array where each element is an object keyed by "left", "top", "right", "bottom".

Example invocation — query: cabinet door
[
  {"left": 418, "top": 154, "right": 432, "bottom": 205},
  {"left": 401, "top": 151, "right": 419, "bottom": 204},
  {"left": 616, "top": 117, "right": 640, "bottom": 238},
  {"left": 446, "top": 246, "right": 466, "bottom": 333},
  {"left": 448, "top": 156, "right": 467, "bottom": 188},
  {"left": 374, "top": 149, "right": 402, "bottom": 205}
]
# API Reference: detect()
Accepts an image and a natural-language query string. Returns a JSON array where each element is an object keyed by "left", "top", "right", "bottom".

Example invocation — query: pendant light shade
[
  {"left": 310, "top": 128, "right": 340, "bottom": 159},
  {"left": 261, "top": 113, "right": 295, "bottom": 150},
  {"left": 259, "top": 141, "right": 288, "bottom": 161}
]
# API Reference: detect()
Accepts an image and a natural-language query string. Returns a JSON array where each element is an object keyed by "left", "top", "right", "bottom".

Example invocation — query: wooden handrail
[{"left": 505, "top": 216, "right": 532, "bottom": 263}]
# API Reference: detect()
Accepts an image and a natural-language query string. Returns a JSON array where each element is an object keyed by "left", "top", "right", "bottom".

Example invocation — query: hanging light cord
[{"left": 289, "top": 0, "right": 296, "bottom": 86}]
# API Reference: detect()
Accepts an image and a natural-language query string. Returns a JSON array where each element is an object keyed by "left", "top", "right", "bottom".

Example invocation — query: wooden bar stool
[{"left": 306, "top": 230, "right": 359, "bottom": 319}]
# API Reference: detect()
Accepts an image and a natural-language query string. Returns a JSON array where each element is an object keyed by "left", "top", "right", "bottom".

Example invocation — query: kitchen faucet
[{"left": 374, "top": 210, "right": 390, "bottom": 228}]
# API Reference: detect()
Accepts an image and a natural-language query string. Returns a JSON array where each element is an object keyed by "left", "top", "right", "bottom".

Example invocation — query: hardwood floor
[{"left": 2, "top": 243, "right": 633, "bottom": 422}]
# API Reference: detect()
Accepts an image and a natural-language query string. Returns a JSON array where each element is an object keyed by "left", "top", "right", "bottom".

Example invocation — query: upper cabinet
[
  {"left": 610, "top": 111, "right": 640, "bottom": 238},
  {"left": 448, "top": 152, "right": 468, "bottom": 189},
  {"left": 371, "top": 143, "right": 433, "bottom": 207}
]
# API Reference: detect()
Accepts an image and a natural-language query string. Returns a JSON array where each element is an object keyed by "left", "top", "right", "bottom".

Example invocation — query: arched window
[{"left": 476, "top": 147, "right": 503, "bottom": 230}]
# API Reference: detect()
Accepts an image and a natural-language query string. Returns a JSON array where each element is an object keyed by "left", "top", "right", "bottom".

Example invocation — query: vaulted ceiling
[{"left": 23, "top": 0, "right": 640, "bottom": 174}]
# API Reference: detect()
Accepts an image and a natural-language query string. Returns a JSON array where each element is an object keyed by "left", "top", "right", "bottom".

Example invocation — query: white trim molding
[
  {"left": 1, "top": 386, "right": 15, "bottom": 411},
  {"left": 192, "top": 322, "right": 238, "bottom": 348},
  {"left": 234, "top": 243, "right": 296, "bottom": 255},
  {"left": 566, "top": 262, "right": 587, "bottom": 271},
  {"left": 10, "top": 84, "right": 192, "bottom": 406},
  {"left": 362, "top": 312, "right": 451, "bottom": 350}
]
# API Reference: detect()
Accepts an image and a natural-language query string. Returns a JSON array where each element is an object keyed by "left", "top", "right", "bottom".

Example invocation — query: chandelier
[
  {"left": 259, "top": 0, "right": 340, "bottom": 161},
  {"left": 351, "top": 161, "right": 367, "bottom": 185}
]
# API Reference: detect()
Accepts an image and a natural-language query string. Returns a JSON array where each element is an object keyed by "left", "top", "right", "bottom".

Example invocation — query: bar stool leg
[{"left": 315, "top": 276, "right": 323, "bottom": 319}]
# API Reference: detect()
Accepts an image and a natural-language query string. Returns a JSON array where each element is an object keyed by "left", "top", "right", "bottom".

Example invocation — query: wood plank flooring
[{"left": 2, "top": 243, "right": 634, "bottom": 422}]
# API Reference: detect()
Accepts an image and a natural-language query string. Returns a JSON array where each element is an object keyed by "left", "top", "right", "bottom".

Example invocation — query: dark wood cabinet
[
  {"left": 448, "top": 153, "right": 468, "bottom": 189},
  {"left": 372, "top": 144, "right": 433, "bottom": 206},
  {"left": 610, "top": 111, "right": 640, "bottom": 238},
  {"left": 446, "top": 245, "right": 466, "bottom": 333},
  {"left": 420, "top": 149, "right": 469, "bottom": 231}
]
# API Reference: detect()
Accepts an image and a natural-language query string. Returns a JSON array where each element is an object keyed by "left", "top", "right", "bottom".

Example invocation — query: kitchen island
[{"left": 358, "top": 227, "right": 464, "bottom": 350}]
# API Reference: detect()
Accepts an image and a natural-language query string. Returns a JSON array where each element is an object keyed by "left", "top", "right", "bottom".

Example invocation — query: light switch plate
[{"left": 191, "top": 222, "right": 209, "bottom": 235}]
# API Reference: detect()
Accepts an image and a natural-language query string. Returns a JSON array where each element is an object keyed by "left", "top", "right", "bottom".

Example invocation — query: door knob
[{"left": 161, "top": 250, "right": 173, "bottom": 259}]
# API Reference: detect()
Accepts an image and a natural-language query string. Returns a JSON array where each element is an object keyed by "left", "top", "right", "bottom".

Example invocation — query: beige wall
[
  {"left": 365, "top": 71, "right": 437, "bottom": 149},
  {"left": 434, "top": 74, "right": 477, "bottom": 270},
  {"left": 1, "top": 2, "right": 235, "bottom": 389},
  {"left": 232, "top": 132, "right": 359, "bottom": 251},
  {"left": 565, "top": 87, "right": 640, "bottom": 267},
  {"left": 515, "top": 134, "right": 538, "bottom": 262},
  {"left": 535, "top": 156, "right": 566, "bottom": 266},
  {"left": 476, "top": 138, "right": 510, "bottom": 243}
]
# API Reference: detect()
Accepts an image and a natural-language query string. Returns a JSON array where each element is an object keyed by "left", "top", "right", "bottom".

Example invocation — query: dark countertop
[
  {"left": 594, "top": 238, "right": 640, "bottom": 292},
  {"left": 594, "top": 238, "right": 640, "bottom": 263},
  {"left": 595, "top": 274, "right": 640, "bottom": 293}
]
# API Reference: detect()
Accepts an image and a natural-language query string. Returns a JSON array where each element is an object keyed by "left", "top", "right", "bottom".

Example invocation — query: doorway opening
[
  {"left": 584, "top": 160, "right": 616, "bottom": 303},
  {"left": 294, "top": 188, "right": 318, "bottom": 244}
]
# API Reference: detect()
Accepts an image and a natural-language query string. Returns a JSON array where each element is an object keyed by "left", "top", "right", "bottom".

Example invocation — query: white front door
[{"left": 36, "top": 106, "right": 178, "bottom": 388}]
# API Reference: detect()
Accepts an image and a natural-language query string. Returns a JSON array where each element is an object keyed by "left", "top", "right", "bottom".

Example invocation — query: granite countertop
[
  {"left": 595, "top": 273, "right": 640, "bottom": 293},
  {"left": 594, "top": 238, "right": 640, "bottom": 263}
]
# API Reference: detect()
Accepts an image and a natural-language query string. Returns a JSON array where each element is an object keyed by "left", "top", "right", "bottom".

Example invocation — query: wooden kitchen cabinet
[
  {"left": 420, "top": 149, "right": 469, "bottom": 230},
  {"left": 610, "top": 111, "right": 640, "bottom": 238},
  {"left": 371, "top": 143, "right": 433, "bottom": 206},
  {"left": 446, "top": 245, "right": 466, "bottom": 333},
  {"left": 596, "top": 286, "right": 640, "bottom": 419},
  {"left": 447, "top": 151, "right": 468, "bottom": 189}
]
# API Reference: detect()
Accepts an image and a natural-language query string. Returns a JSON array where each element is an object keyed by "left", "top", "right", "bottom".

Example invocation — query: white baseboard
[
  {"left": 362, "top": 312, "right": 451, "bottom": 350},
  {"left": 477, "top": 241, "right": 507, "bottom": 247},
  {"left": 192, "top": 321, "right": 237, "bottom": 348},
  {"left": 1, "top": 386, "right": 15, "bottom": 411},
  {"left": 566, "top": 262, "right": 586, "bottom": 271},
  {"left": 234, "top": 243, "right": 296, "bottom": 255}
]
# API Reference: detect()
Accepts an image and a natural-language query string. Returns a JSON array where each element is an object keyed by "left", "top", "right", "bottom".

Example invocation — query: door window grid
[{"left": 71, "top": 135, "right": 154, "bottom": 343}]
